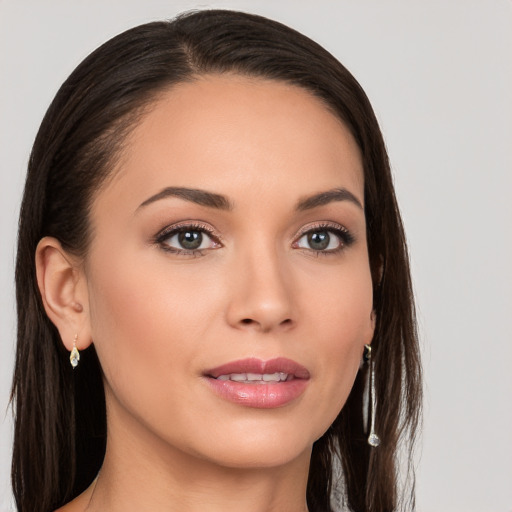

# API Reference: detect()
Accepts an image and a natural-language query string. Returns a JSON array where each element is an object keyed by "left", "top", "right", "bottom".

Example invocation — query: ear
[
  {"left": 366, "top": 309, "right": 377, "bottom": 346},
  {"left": 35, "top": 236, "right": 92, "bottom": 351}
]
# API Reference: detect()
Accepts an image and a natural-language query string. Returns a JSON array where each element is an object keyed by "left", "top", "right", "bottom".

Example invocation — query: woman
[{"left": 11, "top": 9, "right": 421, "bottom": 512}]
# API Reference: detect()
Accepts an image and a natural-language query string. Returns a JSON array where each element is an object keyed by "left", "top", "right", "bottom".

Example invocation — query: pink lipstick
[{"left": 203, "top": 357, "right": 310, "bottom": 408}]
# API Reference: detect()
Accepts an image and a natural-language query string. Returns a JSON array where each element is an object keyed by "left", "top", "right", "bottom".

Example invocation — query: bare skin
[{"left": 39, "top": 75, "right": 374, "bottom": 512}]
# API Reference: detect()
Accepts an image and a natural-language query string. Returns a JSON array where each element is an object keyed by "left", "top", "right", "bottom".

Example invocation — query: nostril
[{"left": 236, "top": 317, "right": 294, "bottom": 331}]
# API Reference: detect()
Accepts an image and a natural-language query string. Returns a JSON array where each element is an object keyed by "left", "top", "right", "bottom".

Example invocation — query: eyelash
[
  {"left": 154, "top": 222, "right": 221, "bottom": 256},
  {"left": 154, "top": 221, "right": 355, "bottom": 257},
  {"left": 293, "top": 222, "right": 355, "bottom": 257}
]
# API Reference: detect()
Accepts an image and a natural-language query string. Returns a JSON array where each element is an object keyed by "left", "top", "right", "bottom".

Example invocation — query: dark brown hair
[{"left": 11, "top": 9, "right": 421, "bottom": 512}]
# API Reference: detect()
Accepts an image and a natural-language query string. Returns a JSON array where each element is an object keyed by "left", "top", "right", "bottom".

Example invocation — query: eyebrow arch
[
  {"left": 137, "top": 185, "right": 362, "bottom": 213},
  {"left": 296, "top": 188, "right": 363, "bottom": 211},
  {"left": 137, "top": 187, "right": 233, "bottom": 211}
]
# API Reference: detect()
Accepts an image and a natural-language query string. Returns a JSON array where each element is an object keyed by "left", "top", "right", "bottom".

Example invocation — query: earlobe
[{"left": 35, "top": 237, "right": 92, "bottom": 351}]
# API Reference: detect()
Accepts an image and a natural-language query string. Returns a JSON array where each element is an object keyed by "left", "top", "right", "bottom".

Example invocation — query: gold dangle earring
[
  {"left": 70, "top": 334, "right": 80, "bottom": 369},
  {"left": 364, "top": 344, "right": 380, "bottom": 447}
]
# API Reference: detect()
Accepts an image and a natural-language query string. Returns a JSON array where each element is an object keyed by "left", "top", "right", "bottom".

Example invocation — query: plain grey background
[{"left": 1, "top": 1, "right": 511, "bottom": 511}]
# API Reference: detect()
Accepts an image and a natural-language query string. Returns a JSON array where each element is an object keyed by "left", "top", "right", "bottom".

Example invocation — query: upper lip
[{"left": 204, "top": 357, "right": 310, "bottom": 379}]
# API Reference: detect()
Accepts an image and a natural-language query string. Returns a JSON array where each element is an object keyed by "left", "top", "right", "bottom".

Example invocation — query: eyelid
[
  {"left": 152, "top": 220, "right": 354, "bottom": 256},
  {"left": 154, "top": 221, "right": 223, "bottom": 254},
  {"left": 292, "top": 221, "right": 355, "bottom": 253},
  {"left": 294, "top": 221, "right": 351, "bottom": 239},
  {"left": 155, "top": 221, "right": 222, "bottom": 240}
]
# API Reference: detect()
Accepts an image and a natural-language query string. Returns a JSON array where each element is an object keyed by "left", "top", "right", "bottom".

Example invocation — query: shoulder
[{"left": 54, "top": 481, "right": 96, "bottom": 512}]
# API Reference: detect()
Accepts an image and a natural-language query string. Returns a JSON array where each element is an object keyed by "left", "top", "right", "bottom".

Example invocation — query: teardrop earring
[
  {"left": 70, "top": 334, "right": 80, "bottom": 369},
  {"left": 364, "top": 344, "right": 380, "bottom": 447}
]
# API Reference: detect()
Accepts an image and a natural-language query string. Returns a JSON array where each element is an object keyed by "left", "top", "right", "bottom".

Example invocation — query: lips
[{"left": 203, "top": 357, "right": 310, "bottom": 408}]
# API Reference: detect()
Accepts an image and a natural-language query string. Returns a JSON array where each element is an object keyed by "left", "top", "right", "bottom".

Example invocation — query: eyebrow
[
  {"left": 296, "top": 188, "right": 363, "bottom": 211},
  {"left": 138, "top": 187, "right": 233, "bottom": 211},
  {"left": 137, "top": 186, "right": 363, "bottom": 212}
]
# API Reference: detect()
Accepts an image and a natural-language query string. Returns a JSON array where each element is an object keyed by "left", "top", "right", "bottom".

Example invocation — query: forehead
[{"left": 97, "top": 74, "right": 364, "bottom": 211}]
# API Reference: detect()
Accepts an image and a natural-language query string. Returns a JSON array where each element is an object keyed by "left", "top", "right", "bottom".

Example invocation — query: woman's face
[{"left": 83, "top": 75, "right": 374, "bottom": 469}]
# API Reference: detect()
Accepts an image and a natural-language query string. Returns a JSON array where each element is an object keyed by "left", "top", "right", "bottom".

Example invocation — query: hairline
[{"left": 83, "top": 71, "right": 364, "bottom": 253}]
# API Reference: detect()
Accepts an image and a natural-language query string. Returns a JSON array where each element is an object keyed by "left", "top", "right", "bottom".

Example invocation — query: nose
[{"left": 225, "top": 244, "right": 296, "bottom": 333}]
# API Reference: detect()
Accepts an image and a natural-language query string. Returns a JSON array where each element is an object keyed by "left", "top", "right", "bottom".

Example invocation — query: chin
[
  {"left": 202, "top": 440, "right": 312, "bottom": 470},
  {"left": 185, "top": 417, "right": 326, "bottom": 470}
]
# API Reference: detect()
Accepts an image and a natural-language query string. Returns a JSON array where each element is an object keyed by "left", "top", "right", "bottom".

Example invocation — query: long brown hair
[{"left": 12, "top": 10, "right": 421, "bottom": 512}]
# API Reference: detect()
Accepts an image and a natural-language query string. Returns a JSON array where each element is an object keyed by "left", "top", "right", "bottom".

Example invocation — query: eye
[
  {"left": 296, "top": 230, "right": 340, "bottom": 251},
  {"left": 294, "top": 224, "right": 354, "bottom": 253},
  {"left": 156, "top": 223, "right": 221, "bottom": 255}
]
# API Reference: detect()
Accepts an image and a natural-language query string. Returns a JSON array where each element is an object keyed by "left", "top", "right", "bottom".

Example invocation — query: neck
[{"left": 81, "top": 398, "right": 311, "bottom": 512}]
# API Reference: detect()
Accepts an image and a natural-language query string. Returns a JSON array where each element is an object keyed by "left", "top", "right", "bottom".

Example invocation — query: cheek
[
  {"left": 304, "top": 261, "right": 374, "bottom": 432},
  {"left": 85, "top": 250, "right": 222, "bottom": 412},
  {"left": 306, "top": 254, "right": 374, "bottom": 347}
]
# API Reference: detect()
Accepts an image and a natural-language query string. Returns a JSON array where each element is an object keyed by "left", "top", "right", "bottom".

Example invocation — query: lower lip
[{"left": 205, "top": 378, "right": 309, "bottom": 409}]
